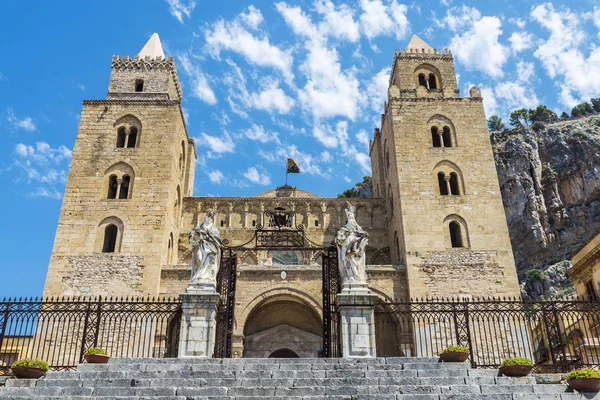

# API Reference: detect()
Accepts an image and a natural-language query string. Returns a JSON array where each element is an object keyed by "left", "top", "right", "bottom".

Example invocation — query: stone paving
[{"left": 0, "top": 357, "right": 597, "bottom": 399}]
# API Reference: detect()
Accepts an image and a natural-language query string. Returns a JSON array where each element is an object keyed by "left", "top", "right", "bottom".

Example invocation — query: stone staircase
[{"left": 0, "top": 357, "right": 597, "bottom": 399}]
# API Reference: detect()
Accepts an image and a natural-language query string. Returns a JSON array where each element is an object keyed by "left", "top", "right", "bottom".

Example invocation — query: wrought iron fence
[
  {"left": 0, "top": 297, "right": 181, "bottom": 375},
  {"left": 375, "top": 297, "right": 600, "bottom": 372}
]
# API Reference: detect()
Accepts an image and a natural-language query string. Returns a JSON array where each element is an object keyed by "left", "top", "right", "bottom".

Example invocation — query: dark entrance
[
  {"left": 214, "top": 208, "right": 340, "bottom": 358},
  {"left": 269, "top": 348, "right": 299, "bottom": 358}
]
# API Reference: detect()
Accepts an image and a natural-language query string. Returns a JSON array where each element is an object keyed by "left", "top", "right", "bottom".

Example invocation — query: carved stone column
[
  {"left": 336, "top": 292, "right": 377, "bottom": 358},
  {"left": 178, "top": 291, "right": 220, "bottom": 358}
]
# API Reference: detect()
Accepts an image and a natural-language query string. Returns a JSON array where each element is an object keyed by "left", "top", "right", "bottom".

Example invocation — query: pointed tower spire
[
  {"left": 406, "top": 34, "right": 433, "bottom": 51},
  {"left": 138, "top": 33, "right": 165, "bottom": 58}
]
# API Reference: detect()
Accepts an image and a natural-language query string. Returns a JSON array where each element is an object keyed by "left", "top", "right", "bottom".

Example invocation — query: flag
[{"left": 286, "top": 158, "right": 300, "bottom": 174}]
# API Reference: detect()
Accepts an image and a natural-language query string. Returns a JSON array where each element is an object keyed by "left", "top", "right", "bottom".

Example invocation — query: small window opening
[
  {"left": 119, "top": 175, "right": 131, "bottom": 199},
  {"left": 315, "top": 220, "right": 319, "bottom": 227},
  {"left": 102, "top": 224, "right": 118, "bottom": 253},
  {"left": 429, "top": 74, "right": 437, "bottom": 89},
  {"left": 252, "top": 220, "right": 256, "bottom": 227},
  {"left": 135, "top": 79, "right": 144, "bottom": 92},
  {"left": 449, "top": 221, "right": 463, "bottom": 248},
  {"left": 438, "top": 172, "right": 448, "bottom": 195},
  {"left": 585, "top": 280, "right": 598, "bottom": 301},
  {"left": 220, "top": 220, "right": 224, "bottom": 227},
  {"left": 449, "top": 173, "right": 460, "bottom": 195},
  {"left": 116, "top": 127, "right": 126, "bottom": 148},
  {"left": 107, "top": 175, "right": 118, "bottom": 199},
  {"left": 431, "top": 127, "right": 441, "bottom": 147},
  {"left": 389, "top": 195, "right": 394, "bottom": 217},
  {"left": 127, "top": 127, "right": 137, "bottom": 148},
  {"left": 442, "top": 126, "right": 452, "bottom": 147},
  {"left": 418, "top": 73, "right": 427, "bottom": 87}
]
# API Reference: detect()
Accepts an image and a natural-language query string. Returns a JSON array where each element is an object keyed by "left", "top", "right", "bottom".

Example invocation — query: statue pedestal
[
  {"left": 178, "top": 290, "right": 220, "bottom": 358},
  {"left": 336, "top": 291, "right": 377, "bottom": 358}
]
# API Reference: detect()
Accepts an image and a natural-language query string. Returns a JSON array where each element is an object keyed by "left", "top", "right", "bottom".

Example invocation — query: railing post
[
  {"left": 452, "top": 300, "right": 474, "bottom": 367},
  {"left": 0, "top": 300, "right": 11, "bottom": 354},
  {"left": 463, "top": 302, "right": 475, "bottom": 368},
  {"left": 79, "top": 299, "right": 93, "bottom": 363},
  {"left": 93, "top": 296, "right": 102, "bottom": 348}
]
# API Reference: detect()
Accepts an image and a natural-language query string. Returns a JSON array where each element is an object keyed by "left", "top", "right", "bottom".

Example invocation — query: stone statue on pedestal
[
  {"left": 188, "top": 209, "right": 222, "bottom": 292},
  {"left": 335, "top": 203, "right": 369, "bottom": 288}
]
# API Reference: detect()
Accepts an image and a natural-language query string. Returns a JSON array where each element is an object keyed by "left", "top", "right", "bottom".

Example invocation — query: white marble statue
[
  {"left": 335, "top": 203, "right": 369, "bottom": 286},
  {"left": 189, "top": 210, "right": 223, "bottom": 291}
]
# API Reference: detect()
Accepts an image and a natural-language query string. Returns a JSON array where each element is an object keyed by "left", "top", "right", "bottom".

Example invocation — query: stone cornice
[{"left": 569, "top": 241, "right": 600, "bottom": 280}]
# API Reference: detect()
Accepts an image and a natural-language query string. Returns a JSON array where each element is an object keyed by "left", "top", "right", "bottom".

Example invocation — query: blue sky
[{"left": 1, "top": 0, "right": 599, "bottom": 297}]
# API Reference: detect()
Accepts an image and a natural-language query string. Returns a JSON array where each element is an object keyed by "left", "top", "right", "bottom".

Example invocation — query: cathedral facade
[{"left": 43, "top": 34, "right": 520, "bottom": 358}]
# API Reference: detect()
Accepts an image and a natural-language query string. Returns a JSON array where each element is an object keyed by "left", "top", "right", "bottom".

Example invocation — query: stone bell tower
[
  {"left": 43, "top": 33, "right": 196, "bottom": 298},
  {"left": 370, "top": 35, "right": 520, "bottom": 299}
]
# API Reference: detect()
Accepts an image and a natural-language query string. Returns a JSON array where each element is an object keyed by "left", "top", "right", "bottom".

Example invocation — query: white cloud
[
  {"left": 516, "top": 61, "right": 535, "bottom": 82},
  {"left": 242, "top": 124, "right": 280, "bottom": 143},
  {"left": 343, "top": 176, "right": 352, "bottom": 183},
  {"left": 495, "top": 81, "right": 539, "bottom": 110},
  {"left": 261, "top": 145, "right": 324, "bottom": 176},
  {"left": 178, "top": 53, "right": 217, "bottom": 105},
  {"left": 445, "top": 6, "right": 509, "bottom": 78},
  {"left": 359, "top": 0, "right": 410, "bottom": 40},
  {"left": 208, "top": 170, "right": 225, "bottom": 184},
  {"left": 204, "top": 10, "right": 293, "bottom": 79},
  {"left": 531, "top": 3, "right": 600, "bottom": 107},
  {"left": 240, "top": 5, "right": 264, "bottom": 30},
  {"left": 198, "top": 131, "right": 235, "bottom": 154},
  {"left": 29, "top": 187, "right": 63, "bottom": 199},
  {"left": 357, "top": 129, "right": 370, "bottom": 149},
  {"left": 7, "top": 108, "right": 36, "bottom": 131},
  {"left": 479, "top": 85, "right": 498, "bottom": 117},
  {"left": 244, "top": 166, "right": 271, "bottom": 185},
  {"left": 508, "top": 31, "right": 534, "bottom": 53},
  {"left": 15, "top": 142, "right": 71, "bottom": 163},
  {"left": 366, "top": 67, "right": 390, "bottom": 112},
  {"left": 11, "top": 142, "right": 71, "bottom": 195},
  {"left": 321, "top": 150, "right": 332, "bottom": 162},
  {"left": 315, "top": 0, "right": 360, "bottom": 42},
  {"left": 509, "top": 18, "right": 526, "bottom": 29},
  {"left": 248, "top": 80, "right": 295, "bottom": 114},
  {"left": 165, "top": 0, "right": 196, "bottom": 23}
]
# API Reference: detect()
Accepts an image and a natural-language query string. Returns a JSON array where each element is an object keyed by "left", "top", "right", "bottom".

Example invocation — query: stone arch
[
  {"left": 443, "top": 214, "right": 470, "bottom": 248},
  {"left": 371, "top": 205, "right": 386, "bottom": 229},
  {"left": 427, "top": 114, "right": 457, "bottom": 147},
  {"left": 246, "top": 205, "right": 260, "bottom": 228},
  {"left": 370, "top": 247, "right": 391, "bottom": 265},
  {"left": 216, "top": 206, "right": 228, "bottom": 228},
  {"left": 433, "top": 160, "right": 465, "bottom": 195},
  {"left": 414, "top": 63, "right": 442, "bottom": 90},
  {"left": 231, "top": 205, "right": 244, "bottom": 228},
  {"left": 241, "top": 290, "right": 323, "bottom": 358},
  {"left": 355, "top": 204, "right": 370, "bottom": 228},
  {"left": 103, "top": 162, "right": 136, "bottom": 200},
  {"left": 113, "top": 114, "right": 142, "bottom": 148},
  {"left": 324, "top": 204, "right": 338, "bottom": 229},
  {"left": 388, "top": 185, "right": 394, "bottom": 217},
  {"left": 95, "top": 216, "right": 124, "bottom": 253},
  {"left": 309, "top": 203, "right": 322, "bottom": 228}
]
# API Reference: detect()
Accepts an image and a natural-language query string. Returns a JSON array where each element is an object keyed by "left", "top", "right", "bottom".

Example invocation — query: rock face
[{"left": 493, "top": 116, "right": 600, "bottom": 298}]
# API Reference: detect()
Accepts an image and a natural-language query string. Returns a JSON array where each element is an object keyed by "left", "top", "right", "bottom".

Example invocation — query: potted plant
[
  {"left": 439, "top": 345, "right": 470, "bottom": 362},
  {"left": 84, "top": 347, "right": 110, "bottom": 364},
  {"left": 499, "top": 357, "right": 534, "bottom": 377},
  {"left": 11, "top": 359, "right": 49, "bottom": 379},
  {"left": 567, "top": 368, "right": 600, "bottom": 392}
]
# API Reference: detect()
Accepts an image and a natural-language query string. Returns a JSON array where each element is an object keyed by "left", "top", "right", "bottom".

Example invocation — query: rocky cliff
[{"left": 493, "top": 115, "right": 600, "bottom": 299}]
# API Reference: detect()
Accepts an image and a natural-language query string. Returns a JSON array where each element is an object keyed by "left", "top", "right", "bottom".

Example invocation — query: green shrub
[
  {"left": 567, "top": 368, "right": 600, "bottom": 380},
  {"left": 11, "top": 359, "right": 50, "bottom": 371},
  {"left": 84, "top": 347, "right": 107, "bottom": 356},
  {"left": 441, "top": 345, "right": 469, "bottom": 354},
  {"left": 500, "top": 357, "right": 534, "bottom": 367}
]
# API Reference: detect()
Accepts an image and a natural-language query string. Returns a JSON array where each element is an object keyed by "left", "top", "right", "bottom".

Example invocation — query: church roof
[
  {"left": 138, "top": 33, "right": 165, "bottom": 58},
  {"left": 254, "top": 185, "right": 320, "bottom": 198},
  {"left": 406, "top": 34, "right": 433, "bottom": 50}
]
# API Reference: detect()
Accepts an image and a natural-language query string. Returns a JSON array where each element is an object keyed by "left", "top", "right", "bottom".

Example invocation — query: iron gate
[
  {"left": 214, "top": 250, "right": 237, "bottom": 358},
  {"left": 322, "top": 246, "right": 341, "bottom": 357}
]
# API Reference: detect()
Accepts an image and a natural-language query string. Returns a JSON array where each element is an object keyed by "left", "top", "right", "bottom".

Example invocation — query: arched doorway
[
  {"left": 269, "top": 348, "right": 299, "bottom": 358},
  {"left": 243, "top": 296, "right": 322, "bottom": 358}
]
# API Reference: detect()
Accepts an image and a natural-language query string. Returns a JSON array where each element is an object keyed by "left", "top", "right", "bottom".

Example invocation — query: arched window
[
  {"left": 389, "top": 194, "right": 394, "bottom": 217},
  {"left": 442, "top": 126, "right": 452, "bottom": 147},
  {"left": 428, "top": 73, "right": 437, "bottom": 89},
  {"left": 107, "top": 175, "right": 118, "bottom": 199},
  {"left": 127, "top": 127, "right": 138, "bottom": 148},
  {"left": 102, "top": 224, "right": 118, "bottom": 253},
  {"left": 449, "top": 173, "right": 460, "bottom": 195},
  {"left": 418, "top": 73, "right": 427, "bottom": 87},
  {"left": 438, "top": 172, "right": 448, "bottom": 195},
  {"left": 394, "top": 231, "right": 400, "bottom": 263},
  {"left": 119, "top": 175, "right": 131, "bottom": 199},
  {"left": 272, "top": 250, "right": 299, "bottom": 265},
  {"left": 431, "top": 127, "right": 441, "bottom": 147},
  {"left": 449, "top": 221, "right": 463, "bottom": 248},
  {"left": 385, "top": 149, "right": 390, "bottom": 173},
  {"left": 135, "top": 79, "right": 144, "bottom": 92},
  {"left": 116, "top": 127, "right": 126, "bottom": 148}
]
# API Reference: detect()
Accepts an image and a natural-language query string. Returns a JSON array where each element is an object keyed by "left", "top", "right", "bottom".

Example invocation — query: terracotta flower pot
[
  {"left": 84, "top": 354, "right": 110, "bottom": 364},
  {"left": 568, "top": 378, "right": 600, "bottom": 393},
  {"left": 11, "top": 367, "right": 47, "bottom": 379},
  {"left": 499, "top": 365, "right": 533, "bottom": 377},
  {"left": 440, "top": 351, "right": 469, "bottom": 362}
]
